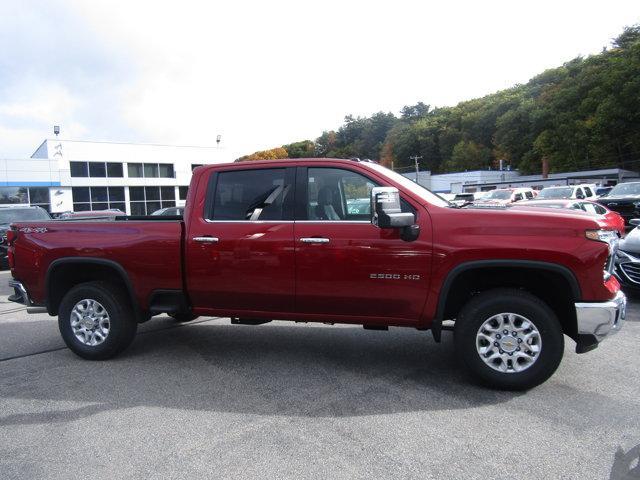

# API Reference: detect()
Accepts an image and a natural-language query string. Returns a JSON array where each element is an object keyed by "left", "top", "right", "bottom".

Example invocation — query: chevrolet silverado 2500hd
[{"left": 7, "top": 159, "right": 625, "bottom": 390}]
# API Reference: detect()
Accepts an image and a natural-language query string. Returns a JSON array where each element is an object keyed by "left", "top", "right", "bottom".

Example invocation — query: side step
[{"left": 230, "top": 318, "right": 272, "bottom": 326}]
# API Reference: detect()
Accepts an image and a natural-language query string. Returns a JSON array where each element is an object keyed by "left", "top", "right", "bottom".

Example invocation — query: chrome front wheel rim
[
  {"left": 476, "top": 312, "right": 542, "bottom": 373},
  {"left": 70, "top": 299, "right": 111, "bottom": 346}
]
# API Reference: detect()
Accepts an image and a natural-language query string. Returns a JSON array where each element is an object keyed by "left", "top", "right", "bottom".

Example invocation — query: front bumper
[{"left": 574, "top": 290, "right": 626, "bottom": 353}]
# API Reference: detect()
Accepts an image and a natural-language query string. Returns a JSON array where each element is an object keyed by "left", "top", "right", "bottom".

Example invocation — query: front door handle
[
  {"left": 193, "top": 236, "right": 219, "bottom": 243},
  {"left": 300, "top": 237, "right": 330, "bottom": 244}
]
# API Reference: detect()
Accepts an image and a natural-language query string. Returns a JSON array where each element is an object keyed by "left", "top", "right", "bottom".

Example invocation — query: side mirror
[
  {"left": 371, "top": 187, "right": 414, "bottom": 228},
  {"left": 576, "top": 193, "right": 585, "bottom": 199},
  {"left": 371, "top": 187, "right": 420, "bottom": 241},
  {"left": 630, "top": 219, "right": 640, "bottom": 227}
]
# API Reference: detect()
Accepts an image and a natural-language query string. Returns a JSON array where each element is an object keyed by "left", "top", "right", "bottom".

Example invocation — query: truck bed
[{"left": 10, "top": 219, "right": 184, "bottom": 311}]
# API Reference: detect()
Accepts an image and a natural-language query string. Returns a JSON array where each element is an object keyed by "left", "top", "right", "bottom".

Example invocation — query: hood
[
  {"left": 619, "top": 227, "right": 640, "bottom": 254},
  {"left": 450, "top": 203, "right": 607, "bottom": 236},
  {"left": 599, "top": 195, "right": 640, "bottom": 203}
]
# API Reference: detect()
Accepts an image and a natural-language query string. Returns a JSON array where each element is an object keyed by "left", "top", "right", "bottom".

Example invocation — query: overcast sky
[{"left": 0, "top": 0, "right": 638, "bottom": 160}]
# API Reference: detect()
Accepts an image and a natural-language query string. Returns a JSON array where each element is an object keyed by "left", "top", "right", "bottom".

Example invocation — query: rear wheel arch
[
  {"left": 433, "top": 260, "right": 581, "bottom": 341},
  {"left": 45, "top": 258, "right": 141, "bottom": 320}
]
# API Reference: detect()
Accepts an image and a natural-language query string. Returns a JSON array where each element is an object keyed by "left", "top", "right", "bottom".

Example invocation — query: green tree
[{"left": 283, "top": 140, "right": 315, "bottom": 158}]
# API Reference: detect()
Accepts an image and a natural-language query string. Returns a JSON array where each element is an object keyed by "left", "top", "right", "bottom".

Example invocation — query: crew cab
[{"left": 6, "top": 159, "right": 626, "bottom": 390}]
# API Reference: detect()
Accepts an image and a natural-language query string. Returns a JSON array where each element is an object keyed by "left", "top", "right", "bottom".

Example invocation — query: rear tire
[
  {"left": 58, "top": 281, "right": 137, "bottom": 360},
  {"left": 454, "top": 288, "right": 564, "bottom": 391}
]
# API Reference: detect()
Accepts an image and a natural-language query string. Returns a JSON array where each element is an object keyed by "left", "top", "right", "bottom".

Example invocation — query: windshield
[
  {"left": 366, "top": 163, "right": 449, "bottom": 207},
  {"left": 538, "top": 187, "right": 573, "bottom": 199},
  {"left": 609, "top": 182, "right": 640, "bottom": 196},
  {"left": 485, "top": 190, "right": 512, "bottom": 200},
  {"left": 0, "top": 208, "right": 50, "bottom": 224}
]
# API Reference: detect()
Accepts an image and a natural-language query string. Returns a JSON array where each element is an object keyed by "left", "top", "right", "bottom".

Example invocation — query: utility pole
[{"left": 410, "top": 155, "right": 422, "bottom": 182}]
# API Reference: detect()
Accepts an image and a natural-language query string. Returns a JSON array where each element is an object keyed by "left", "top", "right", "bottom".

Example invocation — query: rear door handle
[
  {"left": 193, "top": 236, "right": 219, "bottom": 243},
  {"left": 300, "top": 237, "right": 330, "bottom": 244}
]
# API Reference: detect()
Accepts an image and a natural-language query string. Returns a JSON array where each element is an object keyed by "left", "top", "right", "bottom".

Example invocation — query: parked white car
[
  {"left": 474, "top": 187, "right": 536, "bottom": 205},
  {"left": 537, "top": 185, "right": 596, "bottom": 200},
  {"left": 576, "top": 184, "right": 598, "bottom": 199}
]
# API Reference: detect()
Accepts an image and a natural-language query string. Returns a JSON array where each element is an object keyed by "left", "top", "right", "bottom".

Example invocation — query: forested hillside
[{"left": 237, "top": 25, "right": 640, "bottom": 175}]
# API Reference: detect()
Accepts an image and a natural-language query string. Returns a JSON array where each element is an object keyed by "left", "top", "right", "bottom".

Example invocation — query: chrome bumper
[
  {"left": 575, "top": 290, "right": 626, "bottom": 350},
  {"left": 8, "top": 279, "right": 47, "bottom": 313}
]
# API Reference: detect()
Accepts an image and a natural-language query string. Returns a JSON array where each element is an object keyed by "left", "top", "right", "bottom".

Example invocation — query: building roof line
[{"left": 37, "top": 138, "right": 225, "bottom": 150}]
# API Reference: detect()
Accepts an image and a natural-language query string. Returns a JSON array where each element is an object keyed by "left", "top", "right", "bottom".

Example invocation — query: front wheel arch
[{"left": 433, "top": 261, "right": 580, "bottom": 341}]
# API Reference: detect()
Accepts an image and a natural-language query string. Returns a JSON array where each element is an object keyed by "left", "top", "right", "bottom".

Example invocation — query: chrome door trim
[
  {"left": 193, "top": 237, "right": 219, "bottom": 243},
  {"left": 300, "top": 237, "right": 330, "bottom": 243}
]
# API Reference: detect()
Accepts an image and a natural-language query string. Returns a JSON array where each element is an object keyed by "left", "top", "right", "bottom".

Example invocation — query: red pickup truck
[{"left": 7, "top": 159, "right": 626, "bottom": 390}]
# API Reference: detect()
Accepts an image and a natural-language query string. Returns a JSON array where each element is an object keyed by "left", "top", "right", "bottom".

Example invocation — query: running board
[{"left": 230, "top": 318, "right": 272, "bottom": 326}]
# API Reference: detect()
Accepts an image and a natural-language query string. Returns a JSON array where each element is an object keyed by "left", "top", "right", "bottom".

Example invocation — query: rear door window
[{"left": 208, "top": 168, "right": 293, "bottom": 221}]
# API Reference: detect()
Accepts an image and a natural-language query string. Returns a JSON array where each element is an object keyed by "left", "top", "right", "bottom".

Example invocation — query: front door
[
  {"left": 186, "top": 166, "right": 296, "bottom": 315},
  {"left": 294, "top": 166, "right": 432, "bottom": 325}
]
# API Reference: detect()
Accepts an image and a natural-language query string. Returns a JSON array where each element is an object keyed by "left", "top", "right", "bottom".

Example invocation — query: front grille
[
  {"left": 620, "top": 263, "right": 640, "bottom": 284},
  {"left": 605, "top": 252, "right": 615, "bottom": 276}
]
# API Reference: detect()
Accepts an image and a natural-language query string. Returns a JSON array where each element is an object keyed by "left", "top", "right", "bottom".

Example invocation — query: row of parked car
[
  {"left": 445, "top": 181, "right": 640, "bottom": 225},
  {"left": 443, "top": 183, "right": 607, "bottom": 206}
]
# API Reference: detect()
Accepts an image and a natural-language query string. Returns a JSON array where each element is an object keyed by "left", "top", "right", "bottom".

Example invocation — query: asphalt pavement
[{"left": 0, "top": 269, "right": 639, "bottom": 479}]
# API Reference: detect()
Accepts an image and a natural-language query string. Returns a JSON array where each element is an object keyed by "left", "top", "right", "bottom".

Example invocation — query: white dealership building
[{"left": 0, "top": 139, "right": 228, "bottom": 215}]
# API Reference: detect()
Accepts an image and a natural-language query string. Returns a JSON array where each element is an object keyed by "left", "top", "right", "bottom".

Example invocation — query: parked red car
[
  {"left": 6, "top": 159, "right": 625, "bottom": 390},
  {"left": 511, "top": 199, "right": 625, "bottom": 236}
]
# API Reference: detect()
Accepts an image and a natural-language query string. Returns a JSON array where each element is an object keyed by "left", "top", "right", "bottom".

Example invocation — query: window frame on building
[
  {"left": 72, "top": 186, "right": 126, "bottom": 213},
  {"left": 127, "top": 162, "right": 175, "bottom": 179},
  {"left": 129, "top": 186, "right": 176, "bottom": 215},
  {"left": 70, "top": 161, "right": 124, "bottom": 178}
]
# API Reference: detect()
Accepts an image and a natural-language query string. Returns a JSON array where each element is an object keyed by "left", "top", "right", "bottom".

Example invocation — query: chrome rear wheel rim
[
  {"left": 476, "top": 312, "right": 542, "bottom": 373},
  {"left": 70, "top": 299, "right": 110, "bottom": 346}
]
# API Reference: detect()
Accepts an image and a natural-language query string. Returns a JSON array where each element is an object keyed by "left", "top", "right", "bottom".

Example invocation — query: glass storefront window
[{"left": 0, "top": 187, "right": 28, "bottom": 204}]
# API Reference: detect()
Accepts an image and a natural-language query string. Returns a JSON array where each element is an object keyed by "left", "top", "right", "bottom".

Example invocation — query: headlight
[{"left": 585, "top": 229, "right": 618, "bottom": 243}]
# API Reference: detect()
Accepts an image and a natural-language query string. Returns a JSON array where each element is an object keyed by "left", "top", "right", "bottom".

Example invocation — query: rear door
[
  {"left": 294, "top": 165, "right": 432, "bottom": 324},
  {"left": 186, "top": 166, "right": 296, "bottom": 314}
]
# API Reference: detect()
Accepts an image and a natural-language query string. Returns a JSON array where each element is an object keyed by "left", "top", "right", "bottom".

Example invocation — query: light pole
[{"left": 410, "top": 155, "right": 422, "bottom": 182}]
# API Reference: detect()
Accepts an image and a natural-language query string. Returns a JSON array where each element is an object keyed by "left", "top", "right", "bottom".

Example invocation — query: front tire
[
  {"left": 58, "top": 281, "right": 137, "bottom": 360},
  {"left": 454, "top": 288, "right": 564, "bottom": 390}
]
